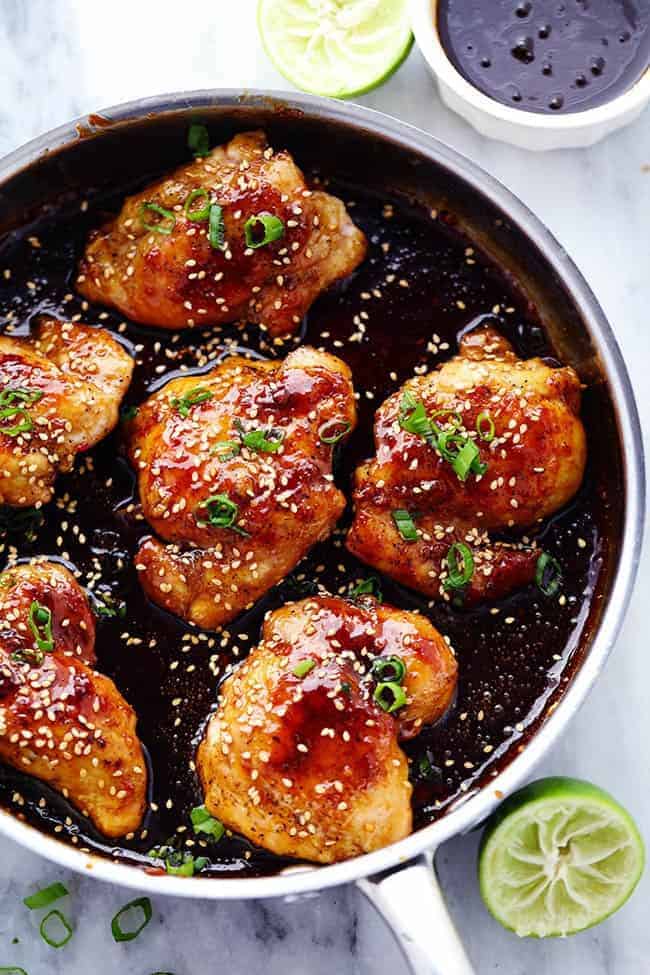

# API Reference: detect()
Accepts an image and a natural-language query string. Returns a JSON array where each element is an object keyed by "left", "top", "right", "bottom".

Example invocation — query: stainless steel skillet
[{"left": 0, "top": 91, "right": 643, "bottom": 975}]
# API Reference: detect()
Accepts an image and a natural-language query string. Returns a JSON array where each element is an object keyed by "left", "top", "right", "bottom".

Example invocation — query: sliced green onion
[
  {"left": 452, "top": 441, "right": 482, "bottom": 481},
  {"left": 293, "top": 658, "right": 316, "bottom": 678},
  {"left": 23, "top": 882, "right": 68, "bottom": 910},
  {"left": 318, "top": 418, "right": 351, "bottom": 445},
  {"left": 399, "top": 396, "right": 432, "bottom": 439},
  {"left": 392, "top": 509, "right": 418, "bottom": 542},
  {"left": 535, "top": 552, "right": 563, "bottom": 597},
  {"left": 111, "top": 897, "right": 152, "bottom": 942},
  {"left": 431, "top": 408, "right": 463, "bottom": 431},
  {"left": 171, "top": 386, "right": 213, "bottom": 418},
  {"left": 190, "top": 805, "right": 225, "bottom": 840},
  {"left": 244, "top": 213, "right": 285, "bottom": 250},
  {"left": 0, "top": 387, "right": 43, "bottom": 408},
  {"left": 196, "top": 493, "right": 249, "bottom": 536},
  {"left": 239, "top": 426, "right": 284, "bottom": 454},
  {"left": 208, "top": 203, "right": 225, "bottom": 250},
  {"left": 183, "top": 188, "right": 211, "bottom": 222},
  {"left": 0, "top": 968, "right": 28, "bottom": 974},
  {"left": 120, "top": 404, "right": 139, "bottom": 422},
  {"left": 29, "top": 600, "right": 53, "bottom": 653},
  {"left": 349, "top": 576, "right": 383, "bottom": 601},
  {"left": 211, "top": 440, "right": 241, "bottom": 461},
  {"left": 0, "top": 407, "right": 32, "bottom": 437},
  {"left": 94, "top": 595, "right": 127, "bottom": 619},
  {"left": 39, "top": 910, "right": 72, "bottom": 949},
  {"left": 140, "top": 202, "right": 176, "bottom": 235},
  {"left": 436, "top": 431, "right": 486, "bottom": 481},
  {"left": 0, "top": 505, "right": 43, "bottom": 541},
  {"left": 149, "top": 847, "right": 208, "bottom": 876},
  {"left": 476, "top": 411, "right": 495, "bottom": 442},
  {"left": 188, "top": 123, "right": 210, "bottom": 158},
  {"left": 371, "top": 655, "right": 406, "bottom": 684},
  {"left": 443, "top": 542, "right": 474, "bottom": 590},
  {"left": 373, "top": 681, "right": 408, "bottom": 714}
]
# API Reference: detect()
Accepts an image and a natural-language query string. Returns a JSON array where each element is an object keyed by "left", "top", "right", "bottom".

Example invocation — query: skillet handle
[{"left": 356, "top": 850, "right": 476, "bottom": 975}]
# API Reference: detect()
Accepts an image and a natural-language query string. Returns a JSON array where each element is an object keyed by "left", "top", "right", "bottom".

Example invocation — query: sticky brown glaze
[
  {"left": 347, "top": 326, "right": 586, "bottom": 605},
  {"left": 198, "top": 595, "right": 457, "bottom": 863},
  {"left": 76, "top": 131, "right": 367, "bottom": 336},
  {"left": 0, "top": 315, "right": 133, "bottom": 507},
  {"left": 0, "top": 561, "right": 146, "bottom": 837},
  {"left": 0, "top": 173, "right": 607, "bottom": 877},
  {"left": 125, "top": 346, "right": 357, "bottom": 628}
]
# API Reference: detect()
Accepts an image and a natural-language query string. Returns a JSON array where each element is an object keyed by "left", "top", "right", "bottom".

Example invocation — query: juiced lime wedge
[
  {"left": 258, "top": 0, "right": 413, "bottom": 98},
  {"left": 478, "top": 777, "right": 645, "bottom": 938}
]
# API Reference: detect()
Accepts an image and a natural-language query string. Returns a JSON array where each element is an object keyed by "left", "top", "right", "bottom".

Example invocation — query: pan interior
[{"left": 0, "top": 103, "right": 624, "bottom": 879}]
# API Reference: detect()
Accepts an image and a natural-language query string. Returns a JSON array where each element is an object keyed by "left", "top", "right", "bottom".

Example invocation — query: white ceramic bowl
[{"left": 410, "top": 0, "right": 650, "bottom": 150}]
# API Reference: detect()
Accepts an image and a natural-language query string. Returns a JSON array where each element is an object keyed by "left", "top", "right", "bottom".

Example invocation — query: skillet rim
[{"left": 0, "top": 89, "right": 643, "bottom": 899}]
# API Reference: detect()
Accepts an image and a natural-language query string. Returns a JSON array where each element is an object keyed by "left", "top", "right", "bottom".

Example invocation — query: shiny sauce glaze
[
  {"left": 437, "top": 0, "right": 650, "bottom": 114},
  {"left": 0, "top": 173, "right": 606, "bottom": 876}
]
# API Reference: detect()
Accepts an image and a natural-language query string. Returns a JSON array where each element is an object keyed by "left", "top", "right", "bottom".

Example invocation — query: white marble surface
[{"left": 0, "top": 1, "right": 649, "bottom": 972}]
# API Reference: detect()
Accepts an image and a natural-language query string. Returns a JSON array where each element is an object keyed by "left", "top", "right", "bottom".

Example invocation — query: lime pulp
[
  {"left": 478, "top": 777, "right": 645, "bottom": 938},
  {"left": 258, "top": 0, "right": 414, "bottom": 99}
]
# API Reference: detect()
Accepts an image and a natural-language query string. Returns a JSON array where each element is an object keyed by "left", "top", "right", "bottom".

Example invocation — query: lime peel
[
  {"left": 478, "top": 777, "right": 645, "bottom": 938},
  {"left": 258, "top": 0, "right": 413, "bottom": 99}
]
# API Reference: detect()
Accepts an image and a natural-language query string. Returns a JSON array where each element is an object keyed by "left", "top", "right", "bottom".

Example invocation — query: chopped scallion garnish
[
  {"left": 171, "top": 386, "right": 213, "bottom": 418},
  {"left": 373, "top": 681, "right": 408, "bottom": 714},
  {"left": 318, "top": 418, "right": 351, "bottom": 445},
  {"left": 139, "top": 202, "right": 176, "bottom": 235},
  {"left": 244, "top": 213, "right": 284, "bottom": 249},
  {"left": 211, "top": 440, "right": 241, "bottom": 462},
  {"left": 349, "top": 576, "right": 383, "bottom": 601},
  {"left": 0, "top": 407, "right": 32, "bottom": 437},
  {"left": 196, "top": 493, "right": 249, "bottom": 535},
  {"left": 187, "top": 122, "right": 210, "bottom": 158},
  {"left": 28, "top": 600, "right": 53, "bottom": 653},
  {"left": 183, "top": 188, "right": 211, "bottom": 222},
  {"left": 236, "top": 421, "right": 284, "bottom": 454},
  {"left": 293, "top": 658, "right": 316, "bottom": 678},
  {"left": 476, "top": 411, "right": 495, "bottom": 442},
  {"left": 371, "top": 655, "right": 406, "bottom": 684},
  {"left": 535, "top": 552, "right": 562, "bottom": 597},
  {"left": 39, "top": 909, "right": 72, "bottom": 949},
  {"left": 111, "top": 897, "right": 152, "bottom": 942},
  {"left": 23, "top": 882, "right": 68, "bottom": 910},
  {"left": 190, "top": 805, "right": 225, "bottom": 841},
  {"left": 208, "top": 203, "right": 225, "bottom": 250},
  {"left": 443, "top": 542, "right": 474, "bottom": 590},
  {"left": 148, "top": 847, "right": 208, "bottom": 876},
  {"left": 392, "top": 509, "right": 418, "bottom": 542},
  {"left": 0, "top": 387, "right": 43, "bottom": 408}
]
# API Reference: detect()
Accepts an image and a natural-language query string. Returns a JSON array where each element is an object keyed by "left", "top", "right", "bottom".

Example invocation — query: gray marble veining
[{"left": 0, "top": 1, "right": 649, "bottom": 973}]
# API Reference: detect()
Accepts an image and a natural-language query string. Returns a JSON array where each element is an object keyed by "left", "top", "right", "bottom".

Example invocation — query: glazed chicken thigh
[
  {"left": 126, "top": 346, "right": 356, "bottom": 629},
  {"left": 0, "top": 315, "right": 133, "bottom": 507},
  {"left": 347, "top": 327, "right": 587, "bottom": 603},
  {"left": 0, "top": 561, "right": 146, "bottom": 837},
  {"left": 77, "top": 130, "right": 367, "bottom": 337},
  {"left": 198, "top": 595, "right": 457, "bottom": 863}
]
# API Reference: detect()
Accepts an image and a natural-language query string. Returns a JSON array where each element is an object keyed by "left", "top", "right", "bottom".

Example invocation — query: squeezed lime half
[
  {"left": 258, "top": 0, "right": 413, "bottom": 98},
  {"left": 478, "top": 777, "right": 645, "bottom": 938}
]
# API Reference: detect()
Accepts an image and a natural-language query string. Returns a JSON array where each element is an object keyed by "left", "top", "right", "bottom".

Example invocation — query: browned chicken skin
[
  {"left": 198, "top": 595, "right": 457, "bottom": 863},
  {"left": 347, "top": 327, "right": 587, "bottom": 604},
  {"left": 0, "top": 316, "right": 133, "bottom": 507},
  {"left": 0, "top": 561, "right": 147, "bottom": 838},
  {"left": 126, "top": 346, "right": 356, "bottom": 629},
  {"left": 77, "top": 131, "right": 367, "bottom": 337}
]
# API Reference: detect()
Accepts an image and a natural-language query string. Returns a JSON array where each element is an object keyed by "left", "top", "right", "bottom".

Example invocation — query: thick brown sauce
[{"left": 0, "top": 173, "right": 603, "bottom": 877}]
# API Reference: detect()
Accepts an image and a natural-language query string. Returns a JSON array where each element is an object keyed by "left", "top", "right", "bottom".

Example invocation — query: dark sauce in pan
[
  {"left": 0, "top": 173, "right": 605, "bottom": 877},
  {"left": 437, "top": 0, "right": 650, "bottom": 114}
]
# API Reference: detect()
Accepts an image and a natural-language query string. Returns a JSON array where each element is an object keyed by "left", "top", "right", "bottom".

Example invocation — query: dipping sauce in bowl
[{"left": 437, "top": 0, "right": 650, "bottom": 114}]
